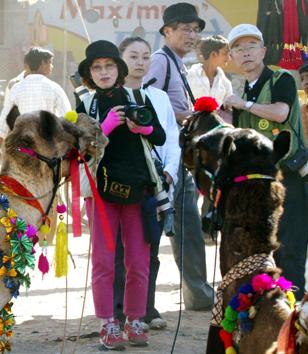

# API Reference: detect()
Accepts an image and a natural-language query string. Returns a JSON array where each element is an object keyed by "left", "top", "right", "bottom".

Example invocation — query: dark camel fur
[
  {"left": 181, "top": 109, "right": 297, "bottom": 353},
  {"left": 0, "top": 108, "right": 107, "bottom": 310}
]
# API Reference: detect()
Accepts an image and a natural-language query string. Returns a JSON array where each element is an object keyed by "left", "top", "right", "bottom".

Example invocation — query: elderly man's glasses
[
  {"left": 231, "top": 44, "right": 262, "bottom": 55},
  {"left": 177, "top": 25, "right": 201, "bottom": 35},
  {"left": 90, "top": 63, "right": 117, "bottom": 73}
]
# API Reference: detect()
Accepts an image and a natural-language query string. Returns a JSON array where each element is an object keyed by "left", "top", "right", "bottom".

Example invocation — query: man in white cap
[{"left": 224, "top": 24, "right": 308, "bottom": 300}]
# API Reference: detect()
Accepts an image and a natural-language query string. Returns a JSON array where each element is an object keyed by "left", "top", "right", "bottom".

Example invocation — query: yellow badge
[
  {"left": 258, "top": 119, "right": 269, "bottom": 130},
  {"left": 110, "top": 182, "right": 131, "bottom": 199}
]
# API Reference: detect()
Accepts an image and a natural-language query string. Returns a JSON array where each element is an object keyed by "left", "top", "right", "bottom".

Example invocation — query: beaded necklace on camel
[{"left": 219, "top": 273, "right": 296, "bottom": 354}]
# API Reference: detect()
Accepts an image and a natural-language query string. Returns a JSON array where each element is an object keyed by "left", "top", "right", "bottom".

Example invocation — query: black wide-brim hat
[
  {"left": 159, "top": 3, "right": 206, "bottom": 35},
  {"left": 78, "top": 40, "right": 128, "bottom": 78}
]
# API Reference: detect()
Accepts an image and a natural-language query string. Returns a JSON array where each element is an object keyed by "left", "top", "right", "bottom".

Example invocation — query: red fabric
[
  {"left": 278, "top": 0, "right": 303, "bottom": 69},
  {"left": 70, "top": 159, "right": 82, "bottom": 237},
  {"left": 276, "top": 310, "right": 298, "bottom": 354},
  {"left": 0, "top": 175, "right": 45, "bottom": 216},
  {"left": 81, "top": 155, "right": 115, "bottom": 251}
]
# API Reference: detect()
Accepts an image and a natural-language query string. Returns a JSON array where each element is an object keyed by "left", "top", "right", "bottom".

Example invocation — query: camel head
[
  {"left": 197, "top": 128, "right": 291, "bottom": 269},
  {"left": 2, "top": 107, "right": 108, "bottom": 179},
  {"left": 197, "top": 128, "right": 291, "bottom": 185}
]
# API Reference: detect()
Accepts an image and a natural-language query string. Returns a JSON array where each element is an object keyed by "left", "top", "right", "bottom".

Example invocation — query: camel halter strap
[
  {"left": 15, "top": 147, "right": 69, "bottom": 218},
  {"left": 211, "top": 253, "right": 276, "bottom": 326},
  {"left": 213, "top": 173, "right": 276, "bottom": 208}
]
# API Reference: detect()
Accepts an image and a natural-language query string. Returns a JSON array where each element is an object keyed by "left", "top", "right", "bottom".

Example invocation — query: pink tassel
[
  {"left": 38, "top": 252, "right": 49, "bottom": 279},
  {"left": 276, "top": 276, "right": 293, "bottom": 291}
]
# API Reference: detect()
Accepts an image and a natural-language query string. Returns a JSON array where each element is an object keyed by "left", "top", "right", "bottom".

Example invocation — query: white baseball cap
[{"left": 228, "top": 24, "right": 263, "bottom": 48}]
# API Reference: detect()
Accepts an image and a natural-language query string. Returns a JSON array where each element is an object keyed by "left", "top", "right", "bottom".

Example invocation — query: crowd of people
[{"left": 0, "top": 2, "right": 307, "bottom": 351}]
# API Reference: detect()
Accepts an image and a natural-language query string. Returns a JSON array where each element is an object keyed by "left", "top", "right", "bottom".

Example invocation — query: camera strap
[
  {"left": 83, "top": 93, "right": 99, "bottom": 121},
  {"left": 124, "top": 87, "right": 164, "bottom": 195},
  {"left": 130, "top": 89, "right": 163, "bottom": 162},
  {"left": 162, "top": 45, "right": 196, "bottom": 105}
]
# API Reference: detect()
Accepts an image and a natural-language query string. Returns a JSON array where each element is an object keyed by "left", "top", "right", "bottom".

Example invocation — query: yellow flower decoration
[
  {"left": 7, "top": 208, "right": 17, "bottom": 219},
  {"left": 0, "top": 208, "right": 17, "bottom": 233},
  {"left": 0, "top": 266, "right": 17, "bottom": 277},
  {"left": 2, "top": 256, "right": 13, "bottom": 264},
  {"left": 0, "top": 217, "right": 13, "bottom": 233}
]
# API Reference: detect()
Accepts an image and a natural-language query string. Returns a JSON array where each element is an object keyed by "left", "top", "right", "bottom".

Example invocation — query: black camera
[
  {"left": 123, "top": 103, "right": 153, "bottom": 126},
  {"left": 285, "top": 148, "right": 308, "bottom": 181}
]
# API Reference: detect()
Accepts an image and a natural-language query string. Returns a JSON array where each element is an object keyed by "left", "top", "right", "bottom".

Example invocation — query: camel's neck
[
  {"left": 0, "top": 158, "right": 56, "bottom": 225},
  {"left": 219, "top": 181, "right": 283, "bottom": 276}
]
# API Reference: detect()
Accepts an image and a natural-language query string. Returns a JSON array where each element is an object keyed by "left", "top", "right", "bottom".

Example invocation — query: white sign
[{"left": 28, "top": 0, "right": 231, "bottom": 52}]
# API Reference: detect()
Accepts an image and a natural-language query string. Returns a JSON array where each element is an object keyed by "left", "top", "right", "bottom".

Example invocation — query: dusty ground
[{"left": 11, "top": 226, "right": 221, "bottom": 354}]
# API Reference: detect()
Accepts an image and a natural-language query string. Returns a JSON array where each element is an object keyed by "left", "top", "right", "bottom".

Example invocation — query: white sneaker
[
  {"left": 140, "top": 321, "right": 150, "bottom": 333},
  {"left": 149, "top": 317, "right": 167, "bottom": 330}
]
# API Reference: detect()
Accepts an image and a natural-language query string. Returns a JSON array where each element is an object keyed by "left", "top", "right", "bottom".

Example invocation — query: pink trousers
[{"left": 86, "top": 198, "right": 150, "bottom": 319}]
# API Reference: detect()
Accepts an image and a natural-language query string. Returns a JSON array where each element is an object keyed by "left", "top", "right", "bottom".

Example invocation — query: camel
[
  {"left": 181, "top": 108, "right": 301, "bottom": 353},
  {"left": 0, "top": 108, "right": 107, "bottom": 314}
]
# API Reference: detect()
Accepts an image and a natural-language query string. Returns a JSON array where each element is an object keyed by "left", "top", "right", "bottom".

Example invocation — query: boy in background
[{"left": 187, "top": 35, "right": 232, "bottom": 120}]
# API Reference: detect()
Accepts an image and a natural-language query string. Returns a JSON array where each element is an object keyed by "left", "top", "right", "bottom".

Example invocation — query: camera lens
[{"left": 124, "top": 104, "right": 153, "bottom": 126}]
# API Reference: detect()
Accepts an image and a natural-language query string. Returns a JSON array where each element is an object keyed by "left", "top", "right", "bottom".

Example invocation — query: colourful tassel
[
  {"left": 38, "top": 239, "right": 49, "bottom": 279},
  {"left": 226, "top": 346, "right": 237, "bottom": 354},
  {"left": 55, "top": 218, "right": 68, "bottom": 277},
  {"left": 38, "top": 253, "right": 49, "bottom": 279}
]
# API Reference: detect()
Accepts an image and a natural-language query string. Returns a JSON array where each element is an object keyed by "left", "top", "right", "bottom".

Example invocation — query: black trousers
[{"left": 274, "top": 168, "right": 308, "bottom": 300}]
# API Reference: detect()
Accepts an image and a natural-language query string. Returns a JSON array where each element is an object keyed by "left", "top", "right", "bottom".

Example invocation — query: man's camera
[
  {"left": 153, "top": 158, "right": 175, "bottom": 237},
  {"left": 123, "top": 103, "right": 154, "bottom": 126},
  {"left": 285, "top": 148, "right": 308, "bottom": 181},
  {"left": 156, "top": 190, "right": 175, "bottom": 237}
]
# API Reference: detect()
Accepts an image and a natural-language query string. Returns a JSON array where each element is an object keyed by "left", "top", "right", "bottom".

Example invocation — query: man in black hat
[{"left": 144, "top": 3, "right": 214, "bottom": 312}]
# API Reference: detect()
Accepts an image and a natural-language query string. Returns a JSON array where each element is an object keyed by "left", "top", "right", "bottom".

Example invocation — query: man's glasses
[
  {"left": 90, "top": 63, "right": 117, "bottom": 73},
  {"left": 176, "top": 25, "right": 201, "bottom": 35},
  {"left": 231, "top": 44, "right": 262, "bottom": 55}
]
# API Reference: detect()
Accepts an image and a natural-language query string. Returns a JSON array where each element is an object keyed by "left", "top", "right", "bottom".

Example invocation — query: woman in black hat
[{"left": 76, "top": 40, "right": 165, "bottom": 350}]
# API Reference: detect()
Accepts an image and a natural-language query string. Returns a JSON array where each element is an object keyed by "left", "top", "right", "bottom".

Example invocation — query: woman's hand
[
  {"left": 100, "top": 106, "right": 125, "bottom": 136},
  {"left": 126, "top": 118, "right": 153, "bottom": 136}
]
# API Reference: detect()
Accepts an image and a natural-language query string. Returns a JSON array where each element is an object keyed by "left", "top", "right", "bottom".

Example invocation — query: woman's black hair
[
  {"left": 81, "top": 59, "right": 126, "bottom": 89},
  {"left": 118, "top": 37, "right": 151, "bottom": 57}
]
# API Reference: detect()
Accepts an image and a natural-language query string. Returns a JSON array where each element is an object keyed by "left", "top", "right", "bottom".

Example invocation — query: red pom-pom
[
  {"left": 194, "top": 96, "right": 219, "bottom": 113},
  {"left": 236, "top": 293, "right": 252, "bottom": 311},
  {"left": 219, "top": 328, "right": 233, "bottom": 348}
]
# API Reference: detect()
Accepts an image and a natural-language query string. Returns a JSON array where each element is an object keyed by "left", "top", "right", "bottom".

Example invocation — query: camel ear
[
  {"left": 273, "top": 130, "right": 291, "bottom": 163},
  {"left": 222, "top": 135, "right": 236, "bottom": 158},
  {"left": 39, "top": 110, "right": 58, "bottom": 142},
  {"left": 6, "top": 105, "right": 20, "bottom": 131}
]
